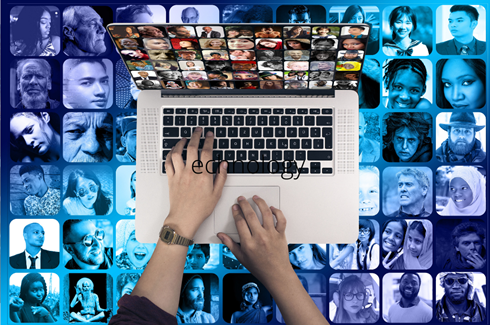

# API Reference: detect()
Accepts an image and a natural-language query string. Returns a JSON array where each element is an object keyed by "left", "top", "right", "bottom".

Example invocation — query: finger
[
  {"left": 237, "top": 196, "right": 263, "bottom": 235},
  {"left": 383, "top": 251, "right": 392, "bottom": 262},
  {"left": 271, "top": 206, "right": 287, "bottom": 233},
  {"left": 252, "top": 196, "right": 274, "bottom": 230},
  {"left": 171, "top": 137, "right": 187, "bottom": 174},
  {"left": 185, "top": 127, "right": 203, "bottom": 166},
  {"left": 165, "top": 146, "right": 175, "bottom": 177},
  {"left": 232, "top": 203, "right": 252, "bottom": 240},
  {"left": 213, "top": 161, "right": 228, "bottom": 197},
  {"left": 200, "top": 131, "right": 215, "bottom": 174},
  {"left": 217, "top": 232, "right": 244, "bottom": 262}
]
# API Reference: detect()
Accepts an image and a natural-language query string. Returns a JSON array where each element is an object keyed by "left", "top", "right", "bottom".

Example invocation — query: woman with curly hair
[
  {"left": 201, "top": 39, "right": 227, "bottom": 50},
  {"left": 63, "top": 169, "right": 112, "bottom": 215}
]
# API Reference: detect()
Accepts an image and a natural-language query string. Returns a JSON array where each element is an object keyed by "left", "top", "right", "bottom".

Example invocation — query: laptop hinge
[{"left": 160, "top": 95, "right": 335, "bottom": 98}]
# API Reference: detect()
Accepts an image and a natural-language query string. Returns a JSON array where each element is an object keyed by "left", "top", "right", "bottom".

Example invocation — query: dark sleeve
[{"left": 109, "top": 295, "right": 178, "bottom": 325}]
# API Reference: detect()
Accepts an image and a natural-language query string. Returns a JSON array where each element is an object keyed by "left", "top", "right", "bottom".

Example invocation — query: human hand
[
  {"left": 31, "top": 306, "right": 49, "bottom": 317},
  {"left": 217, "top": 196, "right": 291, "bottom": 285},
  {"left": 9, "top": 296, "right": 24, "bottom": 312},
  {"left": 466, "top": 253, "right": 486, "bottom": 269},
  {"left": 382, "top": 251, "right": 402, "bottom": 269},
  {"left": 164, "top": 127, "right": 228, "bottom": 238},
  {"left": 365, "top": 14, "right": 379, "bottom": 26}
]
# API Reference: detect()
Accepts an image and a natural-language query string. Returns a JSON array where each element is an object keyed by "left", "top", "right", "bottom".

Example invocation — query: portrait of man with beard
[
  {"left": 63, "top": 219, "right": 113, "bottom": 270},
  {"left": 436, "top": 112, "right": 486, "bottom": 163},
  {"left": 62, "top": 112, "right": 113, "bottom": 162},
  {"left": 177, "top": 275, "right": 216, "bottom": 323},
  {"left": 13, "top": 59, "right": 60, "bottom": 109},
  {"left": 68, "top": 275, "right": 111, "bottom": 322},
  {"left": 436, "top": 272, "right": 486, "bottom": 322},
  {"left": 386, "top": 272, "right": 432, "bottom": 323}
]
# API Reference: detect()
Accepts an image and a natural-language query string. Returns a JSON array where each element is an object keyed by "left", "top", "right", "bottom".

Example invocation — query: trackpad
[{"left": 214, "top": 186, "right": 280, "bottom": 236}]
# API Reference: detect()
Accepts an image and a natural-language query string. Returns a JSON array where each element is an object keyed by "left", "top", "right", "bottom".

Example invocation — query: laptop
[{"left": 107, "top": 23, "right": 369, "bottom": 244}]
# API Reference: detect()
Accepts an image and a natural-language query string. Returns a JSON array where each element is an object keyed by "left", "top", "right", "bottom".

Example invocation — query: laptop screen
[{"left": 107, "top": 23, "right": 370, "bottom": 96}]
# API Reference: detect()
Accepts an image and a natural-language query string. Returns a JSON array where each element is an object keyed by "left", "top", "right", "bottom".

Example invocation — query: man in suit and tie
[
  {"left": 200, "top": 26, "right": 221, "bottom": 38},
  {"left": 10, "top": 222, "right": 59, "bottom": 269},
  {"left": 133, "top": 71, "right": 157, "bottom": 81},
  {"left": 436, "top": 5, "right": 486, "bottom": 55}
]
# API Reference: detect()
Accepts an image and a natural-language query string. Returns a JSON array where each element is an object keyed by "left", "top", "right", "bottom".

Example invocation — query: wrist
[{"left": 163, "top": 218, "right": 198, "bottom": 240}]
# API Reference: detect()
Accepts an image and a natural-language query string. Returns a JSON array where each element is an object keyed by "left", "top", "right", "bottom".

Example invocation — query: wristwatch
[{"left": 159, "top": 225, "right": 194, "bottom": 247}]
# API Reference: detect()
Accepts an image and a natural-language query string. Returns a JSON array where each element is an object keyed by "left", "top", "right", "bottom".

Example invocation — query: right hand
[
  {"left": 10, "top": 296, "right": 24, "bottom": 312},
  {"left": 382, "top": 251, "right": 403, "bottom": 269},
  {"left": 217, "top": 196, "right": 291, "bottom": 284}
]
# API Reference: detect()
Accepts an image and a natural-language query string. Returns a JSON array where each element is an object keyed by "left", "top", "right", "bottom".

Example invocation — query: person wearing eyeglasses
[
  {"left": 63, "top": 169, "right": 112, "bottom": 216},
  {"left": 387, "top": 272, "right": 432, "bottom": 323},
  {"left": 63, "top": 219, "right": 113, "bottom": 269},
  {"left": 436, "top": 272, "right": 486, "bottom": 322}
]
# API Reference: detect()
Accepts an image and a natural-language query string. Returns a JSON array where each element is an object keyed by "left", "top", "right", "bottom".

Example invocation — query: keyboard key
[
  {"left": 286, "top": 109, "right": 296, "bottom": 114},
  {"left": 278, "top": 139, "right": 288, "bottom": 149},
  {"left": 225, "top": 150, "right": 235, "bottom": 160},
  {"left": 322, "top": 168, "right": 333, "bottom": 174},
  {"left": 305, "top": 116, "right": 315, "bottom": 125},
  {"left": 219, "top": 139, "right": 229, "bottom": 149},
  {"left": 311, "top": 128, "right": 320, "bottom": 137},
  {"left": 204, "top": 127, "right": 214, "bottom": 136},
  {"left": 302, "top": 139, "right": 312, "bottom": 149},
  {"left": 188, "top": 108, "right": 198, "bottom": 114},
  {"left": 293, "top": 116, "right": 303, "bottom": 126},
  {"left": 284, "top": 151, "right": 294, "bottom": 160},
  {"left": 317, "top": 116, "right": 332, "bottom": 126},
  {"left": 269, "top": 116, "right": 279, "bottom": 125},
  {"left": 266, "top": 139, "right": 276, "bottom": 149},
  {"left": 163, "top": 127, "right": 179, "bottom": 137},
  {"left": 259, "top": 150, "right": 270, "bottom": 160},
  {"left": 273, "top": 108, "right": 284, "bottom": 114},
  {"left": 176, "top": 108, "right": 186, "bottom": 114},
  {"left": 163, "top": 150, "right": 171, "bottom": 160},
  {"left": 212, "top": 108, "right": 223, "bottom": 114},
  {"left": 263, "top": 127, "right": 273, "bottom": 137},
  {"left": 200, "top": 108, "right": 210, "bottom": 114},
  {"left": 298, "top": 109, "right": 308, "bottom": 114},
  {"left": 216, "top": 127, "right": 226, "bottom": 137},
  {"left": 237, "top": 108, "right": 247, "bottom": 114},
  {"left": 313, "top": 139, "right": 323, "bottom": 149},
  {"left": 163, "top": 139, "right": 180, "bottom": 149},
  {"left": 249, "top": 108, "right": 259, "bottom": 114},
  {"left": 258, "top": 116, "right": 268, "bottom": 126},
  {"left": 248, "top": 151, "right": 259, "bottom": 160},
  {"left": 186, "top": 116, "right": 197, "bottom": 126},
  {"left": 222, "top": 116, "right": 232, "bottom": 125},
  {"left": 228, "top": 127, "right": 238, "bottom": 137},
  {"left": 251, "top": 127, "right": 262, "bottom": 137},
  {"left": 287, "top": 127, "right": 297, "bottom": 137},
  {"left": 310, "top": 162, "right": 320, "bottom": 174},
  {"left": 272, "top": 151, "right": 282, "bottom": 160},
  {"left": 213, "top": 150, "right": 223, "bottom": 160},
  {"left": 290, "top": 139, "right": 300, "bottom": 149},
  {"left": 164, "top": 116, "right": 173, "bottom": 126},
  {"left": 275, "top": 128, "right": 285, "bottom": 137},
  {"left": 299, "top": 128, "right": 309, "bottom": 137},
  {"left": 181, "top": 127, "right": 191, "bottom": 137},
  {"left": 243, "top": 139, "right": 253, "bottom": 148},
  {"left": 281, "top": 116, "right": 291, "bottom": 126},
  {"left": 198, "top": 116, "right": 209, "bottom": 126},
  {"left": 322, "top": 108, "right": 332, "bottom": 114},
  {"left": 323, "top": 128, "right": 333, "bottom": 149},
  {"left": 237, "top": 151, "right": 247, "bottom": 160},
  {"left": 295, "top": 151, "right": 306, "bottom": 160},
  {"left": 224, "top": 108, "right": 235, "bottom": 114},
  {"left": 261, "top": 108, "right": 271, "bottom": 114},
  {"left": 310, "top": 108, "right": 320, "bottom": 114},
  {"left": 299, "top": 168, "right": 308, "bottom": 174},
  {"left": 240, "top": 127, "right": 250, "bottom": 137},
  {"left": 231, "top": 139, "right": 241, "bottom": 148},
  {"left": 254, "top": 139, "right": 265, "bottom": 149},
  {"left": 234, "top": 116, "right": 244, "bottom": 125},
  {"left": 308, "top": 151, "right": 333, "bottom": 160},
  {"left": 246, "top": 116, "right": 256, "bottom": 125},
  {"left": 163, "top": 108, "right": 174, "bottom": 114},
  {"left": 210, "top": 116, "right": 220, "bottom": 125}
]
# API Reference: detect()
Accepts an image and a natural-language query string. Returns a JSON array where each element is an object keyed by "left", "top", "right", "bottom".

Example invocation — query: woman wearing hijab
[
  {"left": 402, "top": 220, "right": 433, "bottom": 269},
  {"left": 440, "top": 167, "right": 486, "bottom": 216}
]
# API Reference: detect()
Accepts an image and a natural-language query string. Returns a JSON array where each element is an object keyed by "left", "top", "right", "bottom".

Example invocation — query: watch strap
[{"left": 160, "top": 226, "right": 194, "bottom": 246}]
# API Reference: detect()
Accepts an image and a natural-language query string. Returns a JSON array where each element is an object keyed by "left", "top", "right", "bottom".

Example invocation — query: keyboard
[{"left": 162, "top": 107, "right": 334, "bottom": 175}]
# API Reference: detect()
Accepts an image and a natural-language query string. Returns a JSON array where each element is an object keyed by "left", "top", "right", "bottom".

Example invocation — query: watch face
[{"left": 162, "top": 228, "right": 174, "bottom": 242}]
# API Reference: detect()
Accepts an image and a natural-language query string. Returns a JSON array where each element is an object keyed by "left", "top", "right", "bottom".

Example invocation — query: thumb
[{"left": 217, "top": 232, "right": 243, "bottom": 261}]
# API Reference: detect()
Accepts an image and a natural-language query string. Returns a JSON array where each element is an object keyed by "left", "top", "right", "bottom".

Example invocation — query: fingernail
[
  {"left": 253, "top": 195, "right": 260, "bottom": 199},
  {"left": 232, "top": 204, "right": 239, "bottom": 210},
  {"left": 222, "top": 161, "right": 228, "bottom": 168},
  {"left": 206, "top": 131, "right": 213, "bottom": 136},
  {"left": 237, "top": 196, "right": 245, "bottom": 201},
  {"left": 270, "top": 205, "right": 275, "bottom": 210},
  {"left": 196, "top": 127, "right": 202, "bottom": 131}
]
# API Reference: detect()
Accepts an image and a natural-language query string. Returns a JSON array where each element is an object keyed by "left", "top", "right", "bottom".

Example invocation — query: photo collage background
[{"left": 2, "top": 2, "right": 488, "bottom": 324}]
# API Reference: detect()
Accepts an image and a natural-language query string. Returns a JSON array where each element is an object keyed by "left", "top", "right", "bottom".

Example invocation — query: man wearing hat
[
  {"left": 436, "top": 272, "right": 486, "bottom": 322},
  {"left": 436, "top": 112, "right": 485, "bottom": 163},
  {"left": 116, "top": 116, "right": 137, "bottom": 162},
  {"left": 177, "top": 274, "right": 215, "bottom": 323}
]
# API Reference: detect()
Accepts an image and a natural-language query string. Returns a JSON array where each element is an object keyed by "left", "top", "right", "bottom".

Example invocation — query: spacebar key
[{"left": 307, "top": 151, "right": 332, "bottom": 160}]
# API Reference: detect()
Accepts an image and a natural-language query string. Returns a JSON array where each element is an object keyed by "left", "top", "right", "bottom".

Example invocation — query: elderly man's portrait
[
  {"left": 436, "top": 59, "right": 486, "bottom": 109},
  {"left": 359, "top": 166, "right": 380, "bottom": 216},
  {"left": 276, "top": 5, "right": 326, "bottom": 23},
  {"left": 9, "top": 272, "right": 60, "bottom": 322},
  {"left": 382, "top": 112, "right": 433, "bottom": 162},
  {"left": 169, "top": 5, "right": 219, "bottom": 24},
  {"left": 62, "top": 112, "right": 113, "bottom": 163},
  {"left": 65, "top": 273, "right": 112, "bottom": 322},
  {"left": 62, "top": 165, "right": 113, "bottom": 216},
  {"left": 184, "top": 244, "right": 219, "bottom": 270},
  {"left": 436, "top": 219, "right": 486, "bottom": 270},
  {"left": 10, "top": 165, "right": 60, "bottom": 216},
  {"left": 63, "top": 59, "right": 113, "bottom": 109},
  {"left": 115, "top": 167, "right": 137, "bottom": 216},
  {"left": 10, "top": 112, "right": 61, "bottom": 163},
  {"left": 223, "top": 274, "right": 272, "bottom": 323},
  {"left": 10, "top": 6, "right": 61, "bottom": 56},
  {"left": 177, "top": 274, "right": 219, "bottom": 323},
  {"left": 277, "top": 275, "right": 326, "bottom": 322},
  {"left": 359, "top": 112, "right": 380, "bottom": 162},
  {"left": 116, "top": 114, "right": 137, "bottom": 162},
  {"left": 383, "top": 272, "right": 433, "bottom": 323},
  {"left": 436, "top": 5, "right": 486, "bottom": 55},
  {"left": 116, "top": 220, "right": 156, "bottom": 270},
  {"left": 383, "top": 167, "right": 433, "bottom": 218},
  {"left": 10, "top": 219, "right": 60, "bottom": 269},
  {"left": 11, "top": 59, "right": 60, "bottom": 109},
  {"left": 198, "top": 26, "right": 224, "bottom": 38},
  {"left": 436, "top": 166, "right": 486, "bottom": 217},
  {"left": 435, "top": 272, "right": 486, "bottom": 322},
  {"left": 329, "top": 273, "right": 380, "bottom": 323},
  {"left": 63, "top": 219, "right": 113, "bottom": 270},
  {"left": 436, "top": 112, "right": 486, "bottom": 163},
  {"left": 62, "top": 6, "right": 112, "bottom": 57},
  {"left": 115, "top": 5, "right": 166, "bottom": 23},
  {"left": 222, "top": 5, "right": 273, "bottom": 23}
]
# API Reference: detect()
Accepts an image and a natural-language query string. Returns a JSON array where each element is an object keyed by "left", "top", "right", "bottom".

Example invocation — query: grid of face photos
[
  {"left": 109, "top": 24, "right": 369, "bottom": 91},
  {"left": 5, "top": 3, "right": 488, "bottom": 324}
]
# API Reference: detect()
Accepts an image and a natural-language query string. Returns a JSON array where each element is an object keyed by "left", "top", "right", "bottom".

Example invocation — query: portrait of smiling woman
[
  {"left": 436, "top": 59, "right": 486, "bottom": 109},
  {"left": 62, "top": 167, "right": 112, "bottom": 216}
]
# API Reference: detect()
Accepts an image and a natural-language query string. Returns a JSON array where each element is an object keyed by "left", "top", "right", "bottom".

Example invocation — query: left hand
[
  {"left": 466, "top": 253, "right": 486, "bottom": 269},
  {"left": 164, "top": 127, "right": 228, "bottom": 238},
  {"left": 31, "top": 306, "right": 49, "bottom": 317}
]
